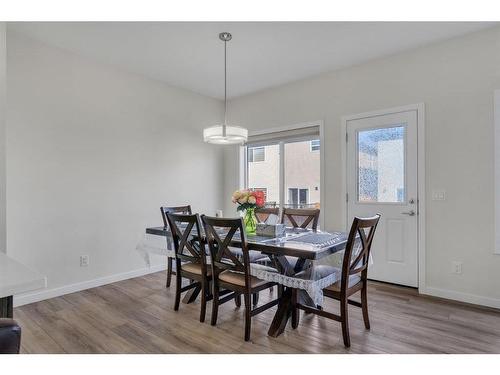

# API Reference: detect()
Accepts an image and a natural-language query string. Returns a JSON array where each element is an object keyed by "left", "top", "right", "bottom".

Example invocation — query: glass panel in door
[{"left": 357, "top": 126, "right": 405, "bottom": 203}]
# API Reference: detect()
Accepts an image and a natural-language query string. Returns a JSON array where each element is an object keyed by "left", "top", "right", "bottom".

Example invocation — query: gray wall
[
  {"left": 224, "top": 27, "right": 500, "bottom": 307},
  {"left": 7, "top": 32, "right": 224, "bottom": 301},
  {"left": 0, "top": 23, "right": 5, "bottom": 253}
]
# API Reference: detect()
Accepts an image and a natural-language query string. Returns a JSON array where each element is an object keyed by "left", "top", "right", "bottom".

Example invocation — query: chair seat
[
  {"left": 324, "top": 267, "right": 361, "bottom": 292},
  {"left": 218, "top": 270, "right": 267, "bottom": 288},
  {"left": 228, "top": 247, "right": 268, "bottom": 262},
  {"left": 182, "top": 262, "right": 212, "bottom": 276}
]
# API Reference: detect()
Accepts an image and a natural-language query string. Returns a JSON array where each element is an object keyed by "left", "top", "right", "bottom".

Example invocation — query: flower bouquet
[{"left": 232, "top": 189, "right": 265, "bottom": 234}]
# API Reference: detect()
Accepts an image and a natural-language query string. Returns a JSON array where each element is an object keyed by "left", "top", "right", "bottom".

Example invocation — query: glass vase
[{"left": 243, "top": 207, "right": 257, "bottom": 235}]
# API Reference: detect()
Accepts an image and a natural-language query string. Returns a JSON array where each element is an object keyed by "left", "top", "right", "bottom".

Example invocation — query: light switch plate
[
  {"left": 80, "top": 255, "right": 89, "bottom": 267},
  {"left": 452, "top": 261, "right": 462, "bottom": 274},
  {"left": 432, "top": 190, "right": 446, "bottom": 201}
]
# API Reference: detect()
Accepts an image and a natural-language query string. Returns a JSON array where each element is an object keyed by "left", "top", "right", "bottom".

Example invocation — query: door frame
[{"left": 341, "top": 104, "right": 426, "bottom": 292}]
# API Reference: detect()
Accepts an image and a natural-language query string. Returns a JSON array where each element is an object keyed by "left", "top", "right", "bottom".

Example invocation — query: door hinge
[
  {"left": 345, "top": 132, "right": 348, "bottom": 142},
  {"left": 346, "top": 193, "right": 349, "bottom": 202}
]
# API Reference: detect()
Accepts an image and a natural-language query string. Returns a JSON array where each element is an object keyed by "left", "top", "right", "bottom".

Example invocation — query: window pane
[
  {"left": 357, "top": 126, "right": 405, "bottom": 203},
  {"left": 247, "top": 144, "right": 279, "bottom": 206},
  {"left": 248, "top": 146, "right": 265, "bottom": 163},
  {"left": 288, "top": 188, "right": 298, "bottom": 205},
  {"left": 299, "top": 189, "right": 308, "bottom": 204},
  {"left": 284, "top": 140, "right": 320, "bottom": 209},
  {"left": 310, "top": 139, "right": 320, "bottom": 152}
]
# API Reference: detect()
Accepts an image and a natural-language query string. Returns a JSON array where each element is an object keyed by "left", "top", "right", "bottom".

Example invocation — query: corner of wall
[{"left": 0, "top": 22, "right": 6, "bottom": 253}]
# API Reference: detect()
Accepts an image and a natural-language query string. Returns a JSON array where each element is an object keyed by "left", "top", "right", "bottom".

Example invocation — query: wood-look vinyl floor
[{"left": 14, "top": 271, "right": 500, "bottom": 354}]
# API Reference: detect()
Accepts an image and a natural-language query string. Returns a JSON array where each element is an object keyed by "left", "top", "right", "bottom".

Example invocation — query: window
[
  {"left": 357, "top": 126, "right": 405, "bottom": 203},
  {"left": 248, "top": 146, "right": 265, "bottom": 162},
  {"left": 310, "top": 139, "right": 320, "bottom": 152},
  {"left": 244, "top": 124, "right": 321, "bottom": 222},
  {"left": 288, "top": 188, "right": 308, "bottom": 207}
]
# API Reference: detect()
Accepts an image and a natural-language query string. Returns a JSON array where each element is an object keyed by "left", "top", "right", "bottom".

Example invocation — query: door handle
[{"left": 401, "top": 210, "right": 416, "bottom": 216}]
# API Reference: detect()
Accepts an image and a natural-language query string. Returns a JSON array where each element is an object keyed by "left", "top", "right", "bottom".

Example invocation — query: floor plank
[{"left": 13, "top": 272, "right": 500, "bottom": 354}]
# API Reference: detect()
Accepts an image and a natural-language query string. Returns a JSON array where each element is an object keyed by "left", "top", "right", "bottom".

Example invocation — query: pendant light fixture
[{"left": 203, "top": 32, "right": 248, "bottom": 144}]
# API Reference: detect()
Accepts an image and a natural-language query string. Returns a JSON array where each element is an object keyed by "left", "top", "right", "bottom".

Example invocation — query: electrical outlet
[
  {"left": 452, "top": 261, "right": 462, "bottom": 274},
  {"left": 80, "top": 255, "right": 89, "bottom": 267}
]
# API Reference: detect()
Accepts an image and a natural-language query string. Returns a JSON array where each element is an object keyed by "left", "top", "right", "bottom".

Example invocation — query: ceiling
[{"left": 8, "top": 22, "right": 497, "bottom": 99}]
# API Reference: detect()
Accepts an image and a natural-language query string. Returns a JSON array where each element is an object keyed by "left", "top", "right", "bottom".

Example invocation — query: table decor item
[
  {"left": 256, "top": 223, "right": 286, "bottom": 238},
  {"left": 232, "top": 189, "right": 265, "bottom": 234}
]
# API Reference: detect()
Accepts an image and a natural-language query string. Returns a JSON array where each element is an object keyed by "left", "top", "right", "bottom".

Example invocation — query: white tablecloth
[{"left": 136, "top": 232, "right": 175, "bottom": 267}]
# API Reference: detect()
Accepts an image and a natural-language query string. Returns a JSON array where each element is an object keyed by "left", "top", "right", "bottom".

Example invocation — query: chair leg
[
  {"left": 252, "top": 292, "right": 259, "bottom": 306},
  {"left": 174, "top": 266, "right": 182, "bottom": 311},
  {"left": 361, "top": 281, "right": 370, "bottom": 329},
  {"left": 277, "top": 284, "right": 283, "bottom": 298},
  {"left": 340, "top": 296, "right": 351, "bottom": 348},
  {"left": 244, "top": 292, "right": 252, "bottom": 341},
  {"left": 199, "top": 278, "right": 207, "bottom": 323},
  {"left": 211, "top": 280, "right": 220, "bottom": 326},
  {"left": 235, "top": 293, "right": 241, "bottom": 307},
  {"left": 291, "top": 288, "right": 299, "bottom": 329},
  {"left": 166, "top": 257, "right": 173, "bottom": 288}
]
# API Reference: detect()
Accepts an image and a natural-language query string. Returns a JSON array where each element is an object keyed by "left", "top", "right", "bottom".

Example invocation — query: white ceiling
[{"left": 8, "top": 22, "right": 497, "bottom": 99}]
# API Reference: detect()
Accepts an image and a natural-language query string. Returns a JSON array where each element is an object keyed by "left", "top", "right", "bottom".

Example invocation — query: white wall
[
  {"left": 495, "top": 90, "right": 500, "bottom": 255},
  {"left": 0, "top": 23, "right": 6, "bottom": 253},
  {"left": 224, "top": 27, "right": 500, "bottom": 307},
  {"left": 7, "top": 32, "right": 224, "bottom": 304}
]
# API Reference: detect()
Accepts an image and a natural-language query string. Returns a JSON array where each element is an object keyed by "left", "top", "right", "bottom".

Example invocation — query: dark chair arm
[{"left": 0, "top": 319, "right": 21, "bottom": 354}]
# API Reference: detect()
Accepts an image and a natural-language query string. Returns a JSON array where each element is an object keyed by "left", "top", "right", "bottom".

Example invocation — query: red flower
[{"left": 253, "top": 190, "right": 265, "bottom": 207}]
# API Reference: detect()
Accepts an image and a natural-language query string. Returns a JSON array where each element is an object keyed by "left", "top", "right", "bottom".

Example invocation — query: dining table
[
  {"left": 0, "top": 252, "right": 47, "bottom": 318},
  {"left": 143, "top": 225, "right": 349, "bottom": 337}
]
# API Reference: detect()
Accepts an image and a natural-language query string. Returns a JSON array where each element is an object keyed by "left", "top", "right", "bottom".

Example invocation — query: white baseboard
[
  {"left": 421, "top": 286, "right": 500, "bottom": 310},
  {"left": 13, "top": 264, "right": 167, "bottom": 307}
]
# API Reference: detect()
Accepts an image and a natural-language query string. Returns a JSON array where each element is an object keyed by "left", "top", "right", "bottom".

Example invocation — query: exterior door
[{"left": 346, "top": 110, "right": 418, "bottom": 287}]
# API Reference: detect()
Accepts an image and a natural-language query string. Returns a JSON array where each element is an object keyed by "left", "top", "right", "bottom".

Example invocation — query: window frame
[
  {"left": 288, "top": 187, "right": 309, "bottom": 207},
  {"left": 241, "top": 121, "right": 324, "bottom": 226}
]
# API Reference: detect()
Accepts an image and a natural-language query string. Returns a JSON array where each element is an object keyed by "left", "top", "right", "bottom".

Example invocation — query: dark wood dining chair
[
  {"left": 255, "top": 207, "right": 280, "bottom": 224},
  {"left": 282, "top": 207, "right": 320, "bottom": 230},
  {"left": 160, "top": 205, "right": 192, "bottom": 288},
  {"left": 201, "top": 215, "right": 279, "bottom": 341},
  {"left": 0, "top": 319, "right": 21, "bottom": 354},
  {"left": 165, "top": 212, "right": 212, "bottom": 322},
  {"left": 282, "top": 208, "right": 321, "bottom": 272},
  {"left": 291, "top": 214, "right": 381, "bottom": 348}
]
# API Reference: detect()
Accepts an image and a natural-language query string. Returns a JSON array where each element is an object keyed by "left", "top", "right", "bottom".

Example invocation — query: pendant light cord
[{"left": 223, "top": 38, "right": 227, "bottom": 136}]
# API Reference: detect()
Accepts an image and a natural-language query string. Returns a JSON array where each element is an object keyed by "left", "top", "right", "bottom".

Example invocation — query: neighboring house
[{"left": 247, "top": 140, "right": 321, "bottom": 208}]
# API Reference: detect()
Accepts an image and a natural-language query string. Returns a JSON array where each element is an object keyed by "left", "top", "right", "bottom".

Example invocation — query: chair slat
[{"left": 282, "top": 208, "right": 320, "bottom": 230}]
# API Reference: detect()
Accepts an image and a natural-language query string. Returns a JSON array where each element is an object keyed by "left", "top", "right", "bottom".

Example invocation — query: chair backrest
[
  {"left": 282, "top": 208, "right": 320, "bottom": 230},
  {"left": 165, "top": 212, "right": 207, "bottom": 270},
  {"left": 201, "top": 216, "right": 251, "bottom": 284},
  {"left": 340, "top": 215, "right": 381, "bottom": 291},
  {"left": 160, "top": 205, "right": 192, "bottom": 228},
  {"left": 255, "top": 207, "right": 280, "bottom": 224}
]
